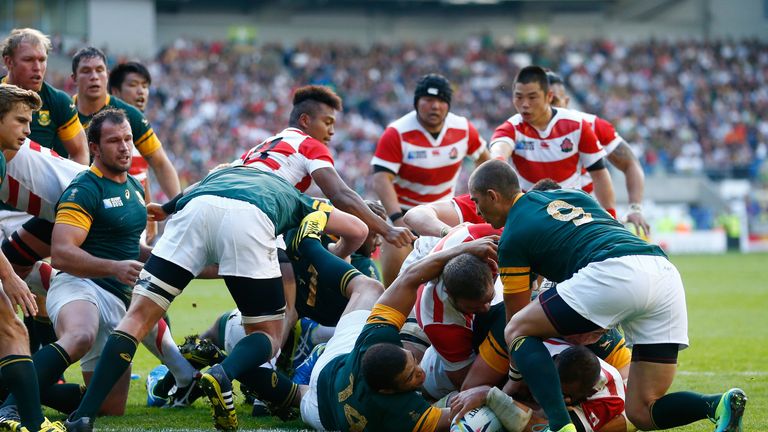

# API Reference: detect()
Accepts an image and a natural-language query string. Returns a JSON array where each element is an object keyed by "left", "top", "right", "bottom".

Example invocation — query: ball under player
[
  {"left": 468, "top": 160, "right": 746, "bottom": 432},
  {"left": 0, "top": 84, "right": 65, "bottom": 432}
]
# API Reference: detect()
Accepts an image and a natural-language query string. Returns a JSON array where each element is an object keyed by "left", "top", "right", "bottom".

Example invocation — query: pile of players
[{"left": 0, "top": 26, "right": 747, "bottom": 432}]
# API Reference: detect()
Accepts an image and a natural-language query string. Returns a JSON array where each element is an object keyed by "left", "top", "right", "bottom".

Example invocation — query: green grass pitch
[{"left": 50, "top": 252, "right": 767, "bottom": 431}]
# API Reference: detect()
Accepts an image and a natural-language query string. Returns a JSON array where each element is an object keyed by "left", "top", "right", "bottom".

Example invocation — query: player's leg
[
  {"left": 505, "top": 286, "right": 603, "bottom": 432},
  {"left": 0, "top": 292, "right": 47, "bottom": 431}
]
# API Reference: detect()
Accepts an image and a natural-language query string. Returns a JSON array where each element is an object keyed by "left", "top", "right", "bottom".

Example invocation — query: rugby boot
[
  {"left": 713, "top": 388, "right": 747, "bottom": 432},
  {"left": 199, "top": 364, "right": 237, "bottom": 430}
]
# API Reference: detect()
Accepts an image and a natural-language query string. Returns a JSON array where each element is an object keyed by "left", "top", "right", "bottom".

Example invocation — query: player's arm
[
  {"left": 607, "top": 141, "right": 649, "bottom": 233},
  {"left": 489, "top": 140, "right": 513, "bottom": 161},
  {"left": 403, "top": 201, "right": 461, "bottom": 238},
  {"left": 473, "top": 147, "right": 491, "bottom": 167},
  {"left": 323, "top": 206, "right": 369, "bottom": 259},
  {"left": 52, "top": 201, "right": 142, "bottom": 285},
  {"left": 499, "top": 262, "right": 532, "bottom": 322},
  {"left": 378, "top": 237, "right": 498, "bottom": 318},
  {"left": 587, "top": 163, "right": 616, "bottom": 215},
  {"left": 0, "top": 250, "right": 36, "bottom": 316},
  {"left": 144, "top": 146, "right": 182, "bottom": 197},
  {"left": 314, "top": 167, "right": 415, "bottom": 248},
  {"left": 61, "top": 129, "right": 89, "bottom": 165}
]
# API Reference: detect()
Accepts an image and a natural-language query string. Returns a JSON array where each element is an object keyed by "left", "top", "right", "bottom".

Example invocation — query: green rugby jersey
[
  {"left": 499, "top": 189, "right": 665, "bottom": 295},
  {"left": 351, "top": 254, "right": 381, "bottom": 281},
  {"left": 1, "top": 78, "right": 83, "bottom": 157},
  {"left": 317, "top": 304, "right": 441, "bottom": 432},
  {"left": 55, "top": 166, "right": 147, "bottom": 306},
  {"left": 76, "top": 95, "right": 162, "bottom": 157},
  {"left": 0, "top": 152, "right": 6, "bottom": 185},
  {"left": 177, "top": 166, "right": 317, "bottom": 235}
]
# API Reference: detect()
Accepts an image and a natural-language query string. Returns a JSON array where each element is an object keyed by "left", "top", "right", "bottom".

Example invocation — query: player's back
[
  {"left": 501, "top": 189, "right": 663, "bottom": 282},
  {"left": 238, "top": 127, "right": 334, "bottom": 192}
]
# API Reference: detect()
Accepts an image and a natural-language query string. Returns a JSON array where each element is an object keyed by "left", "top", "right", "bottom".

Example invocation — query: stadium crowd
[{"left": 45, "top": 37, "right": 768, "bottom": 200}]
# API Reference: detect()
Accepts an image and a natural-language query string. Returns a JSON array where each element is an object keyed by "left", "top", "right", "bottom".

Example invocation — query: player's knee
[
  {"left": 62, "top": 329, "right": 97, "bottom": 358},
  {"left": 348, "top": 276, "right": 384, "bottom": 298},
  {"left": 625, "top": 399, "right": 655, "bottom": 430},
  {"left": 504, "top": 318, "right": 529, "bottom": 347}
]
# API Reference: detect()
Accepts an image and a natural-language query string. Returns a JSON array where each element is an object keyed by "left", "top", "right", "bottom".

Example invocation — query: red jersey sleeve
[
  {"left": 371, "top": 127, "right": 403, "bottom": 173},
  {"left": 593, "top": 117, "right": 623, "bottom": 154},
  {"left": 466, "top": 121, "right": 486, "bottom": 160},
  {"left": 452, "top": 194, "right": 484, "bottom": 224},
  {"left": 577, "top": 119, "right": 606, "bottom": 168},
  {"left": 298, "top": 137, "right": 335, "bottom": 173}
]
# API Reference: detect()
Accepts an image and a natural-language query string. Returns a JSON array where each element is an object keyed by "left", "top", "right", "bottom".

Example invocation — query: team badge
[
  {"left": 449, "top": 147, "right": 458, "bottom": 159},
  {"left": 125, "top": 189, "right": 130, "bottom": 199},
  {"left": 560, "top": 138, "right": 574, "bottom": 153},
  {"left": 38, "top": 110, "right": 51, "bottom": 126}
]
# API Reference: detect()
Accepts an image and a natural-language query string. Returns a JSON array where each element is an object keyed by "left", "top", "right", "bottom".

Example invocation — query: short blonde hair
[
  {"left": 1, "top": 28, "right": 52, "bottom": 58},
  {"left": 0, "top": 84, "right": 43, "bottom": 118}
]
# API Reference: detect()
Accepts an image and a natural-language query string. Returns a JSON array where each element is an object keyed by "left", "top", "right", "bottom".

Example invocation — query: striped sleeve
[
  {"left": 499, "top": 266, "right": 530, "bottom": 294},
  {"left": 134, "top": 128, "right": 162, "bottom": 157},
  {"left": 371, "top": 127, "right": 403, "bottom": 173},
  {"left": 478, "top": 333, "right": 510, "bottom": 374},
  {"left": 367, "top": 303, "right": 406, "bottom": 330},
  {"left": 57, "top": 112, "right": 84, "bottom": 142},
  {"left": 577, "top": 119, "right": 606, "bottom": 168},
  {"left": 55, "top": 202, "right": 92, "bottom": 231},
  {"left": 411, "top": 406, "right": 442, "bottom": 432}
]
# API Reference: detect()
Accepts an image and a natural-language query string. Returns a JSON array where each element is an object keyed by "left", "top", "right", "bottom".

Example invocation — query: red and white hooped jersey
[
  {"left": 490, "top": 108, "right": 605, "bottom": 192},
  {"left": 415, "top": 223, "right": 503, "bottom": 370},
  {"left": 129, "top": 147, "right": 149, "bottom": 186},
  {"left": 577, "top": 113, "right": 624, "bottom": 194},
  {"left": 545, "top": 339, "right": 626, "bottom": 432},
  {"left": 1, "top": 139, "right": 88, "bottom": 222},
  {"left": 238, "top": 127, "right": 334, "bottom": 192},
  {"left": 371, "top": 111, "right": 486, "bottom": 209},
  {"left": 451, "top": 194, "right": 484, "bottom": 224}
]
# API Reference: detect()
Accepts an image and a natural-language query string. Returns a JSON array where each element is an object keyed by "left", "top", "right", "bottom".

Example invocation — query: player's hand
[
  {"left": 383, "top": 221, "right": 417, "bottom": 248},
  {"left": 626, "top": 212, "right": 650, "bottom": 237},
  {"left": 460, "top": 236, "right": 499, "bottom": 264},
  {"left": 1, "top": 273, "right": 37, "bottom": 317},
  {"left": 147, "top": 203, "right": 168, "bottom": 222},
  {"left": 113, "top": 260, "right": 144, "bottom": 286},
  {"left": 450, "top": 386, "right": 491, "bottom": 423}
]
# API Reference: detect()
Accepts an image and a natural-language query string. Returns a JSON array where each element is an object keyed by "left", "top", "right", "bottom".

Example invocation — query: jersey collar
[{"left": 90, "top": 165, "right": 104, "bottom": 178}]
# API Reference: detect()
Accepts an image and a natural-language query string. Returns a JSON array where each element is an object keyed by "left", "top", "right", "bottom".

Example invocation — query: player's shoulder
[
  {"left": 42, "top": 81, "right": 74, "bottom": 106},
  {"left": 552, "top": 107, "right": 591, "bottom": 125},
  {"left": 444, "top": 111, "right": 470, "bottom": 128},
  {"left": 388, "top": 111, "right": 419, "bottom": 131}
]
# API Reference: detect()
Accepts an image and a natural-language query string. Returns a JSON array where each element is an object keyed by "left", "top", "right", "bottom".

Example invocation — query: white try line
[{"left": 678, "top": 370, "right": 768, "bottom": 377}]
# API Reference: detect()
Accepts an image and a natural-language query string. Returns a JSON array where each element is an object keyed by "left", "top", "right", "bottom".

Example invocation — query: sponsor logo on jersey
[
  {"left": 540, "top": 141, "right": 550, "bottom": 149},
  {"left": 38, "top": 110, "right": 51, "bottom": 126},
  {"left": 515, "top": 141, "right": 534, "bottom": 151},
  {"left": 561, "top": 138, "right": 574, "bottom": 152},
  {"left": 103, "top": 197, "right": 124, "bottom": 208},
  {"left": 407, "top": 150, "right": 427, "bottom": 160}
]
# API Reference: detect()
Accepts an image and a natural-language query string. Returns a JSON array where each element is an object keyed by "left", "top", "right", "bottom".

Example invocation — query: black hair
[
  {"left": 109, "top": 61, "right": 152, "bottom": 92},
  {"left": 469, "top": 160, "right": 520, "bottom": 199},
  {"left": 531, "top": 178, "right": 561, "bottom": 191},
  {"left": 442, "top": 253, "right": 493, "bottom": 301},
  {"left": 546, "top": 71, "right": 565, "bottom": 86},
  {"left": 554, "top": 345, "right": 601, "bottom": 391},
  {"left": 515, "top": 65, "right": 549, "bottom": 93},
  {"left": 87, "top": 107, "right": 126, "bottom": 145},
  {"left": 288, "top": 85, "right": 342, "bottom": 127},
  {"left": 361, "top": 343, "right": 407, "bottom": 392},
  {"left": 72, "top": 46, "right": 107, "bottom": 75}
]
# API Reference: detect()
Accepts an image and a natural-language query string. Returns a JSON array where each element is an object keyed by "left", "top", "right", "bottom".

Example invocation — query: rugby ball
[
  {"left": 450, "top": 406, "right": 503, "bottom": 432},
  {"left": 624, "top": 221, "right": 649, "bottom": 242}
]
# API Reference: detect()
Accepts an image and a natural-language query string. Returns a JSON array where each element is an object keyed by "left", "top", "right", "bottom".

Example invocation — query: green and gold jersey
[
  {"left": 317, "top": 304, "right": 441, "bottom": 432},
  {"left": 55, "top": 166, "right": 147, "bottom": 306},
  {"left": 75, "top": 94, "right": 162, "bottom": 157},
  {"left": 1, "top": 78, "right": 84, "bottom": 157},
  {"left": 177, "top": 166, "right": 317, "bottom": 235},
  {"left": 0, "top": 152, "right": 6, "bottom": 184},
  {"left": 498, "top": 189, "right": 666, "bottom": 295},
  {"left": 351, "top": 254, "right": 381, "bottom": 282}
]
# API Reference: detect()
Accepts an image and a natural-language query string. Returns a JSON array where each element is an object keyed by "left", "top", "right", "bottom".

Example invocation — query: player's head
[
  {"left": 356, "top": 200, "right": 386, "bottom": 257},
  {"left": 531, "top": 178, "right": 561, "bottom": 191},
  {"left": 72, "top": 47, "right": 109, "bottom": 102},
  {"left": 288, "top": 85, "right": 342, "bottom": 146},
  {"left": 0, "top": 84, "right": 41, "bottom": 151},
  {"left": 554, "top": 345, "right": 601, "bottom": 406},
  {"left": 88, "top": 107, "right": 132, "bottom": 175},
  {"left": 546, "top": 71, "right": 570, "bottom": 108},
  {"left": 514, "top": 65, "right": 553, "bottom": 126},
  {"left": 442, "top": 253, "right": 495, "bottom": 315},
  {"left": 414, "top": 73, "right": 451, "bottom": 134},
  {"left": 1, "top": 28, "right": 51, "bottom": 92},
  {"left": 109, "top": 62, "right": 151, "bottom": 111},
  {"left": 469, "top": 160, "right": 521, "bottom": 229},
  {"left": 362, "top": 343, "right": 425, "bottom": 393}
]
